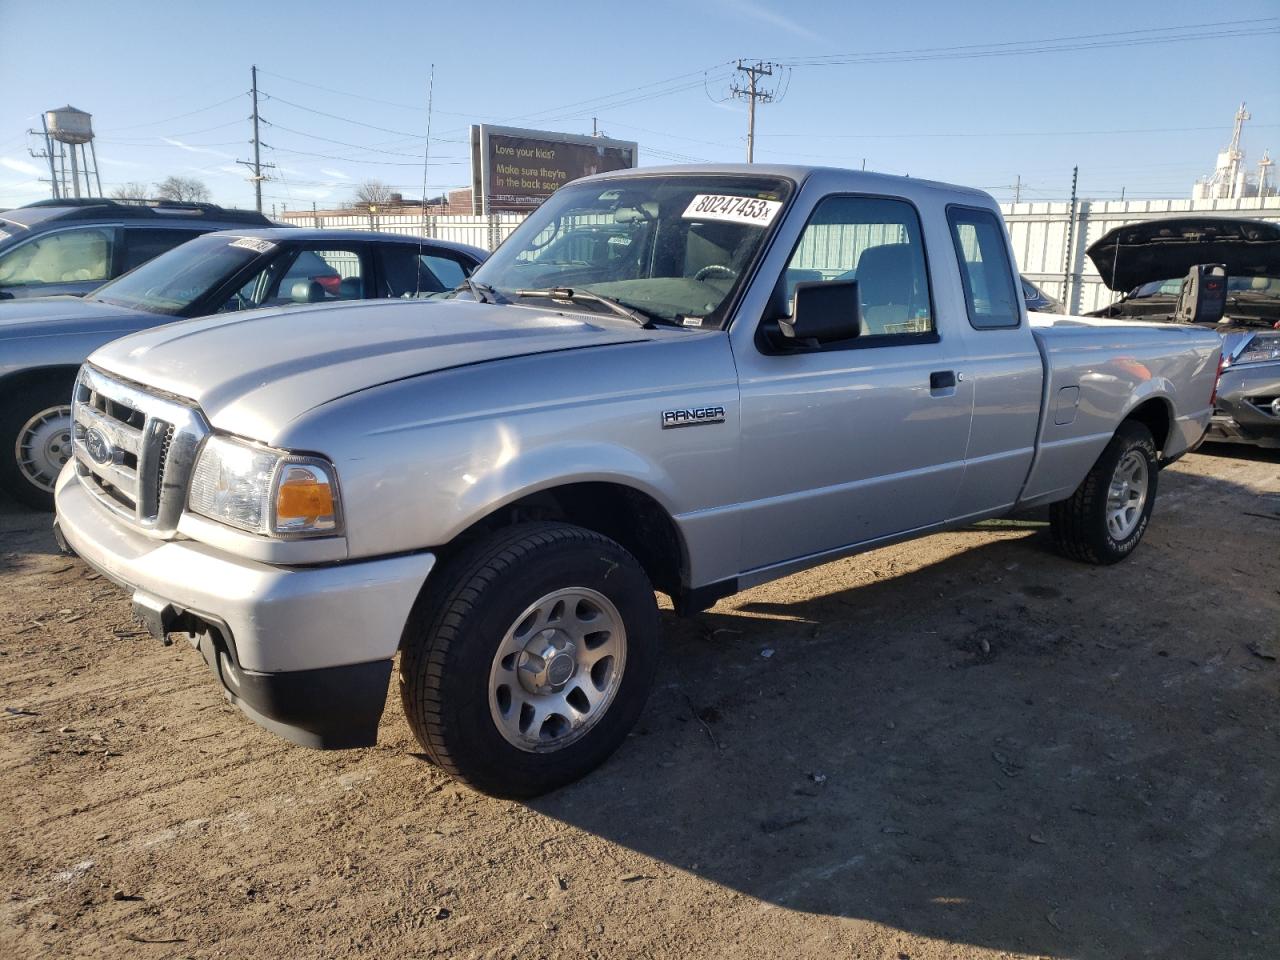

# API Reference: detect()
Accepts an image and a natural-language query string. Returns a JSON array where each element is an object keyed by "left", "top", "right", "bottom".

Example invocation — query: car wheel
[
  {"left": 1050, "top": 420, "right": 1159, "bottom": 565},
  {"left": 0, "top": 379, "right": 76, "bottom": 511},
  {"left": 399, "top": 522, "right": 660, "bottom": 798}
]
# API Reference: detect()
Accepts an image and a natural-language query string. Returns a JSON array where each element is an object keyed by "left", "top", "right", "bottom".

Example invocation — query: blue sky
[{"left": 1, "top": 0, "right": 1277, "bottom": 212}]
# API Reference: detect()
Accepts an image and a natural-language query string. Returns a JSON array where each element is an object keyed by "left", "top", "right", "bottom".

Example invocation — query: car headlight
[
  {"left": 187, "top": 435, "right": 342, "bottom": 537},
  {"left": 1228, "top": 333, "right": 1280, "bottom": 367}
]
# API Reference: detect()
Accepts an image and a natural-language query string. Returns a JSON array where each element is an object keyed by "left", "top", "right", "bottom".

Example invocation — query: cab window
[
  {"left": 219, "top": 246, "right": 366, "bottom": 311},
  {"left": 0, "top": 226, "right": 115, "bottom": 289},
  {"left": 377, "top": 246, "right": 474, "bottom": 297},
  {"left": 120, "top": 227, "right": 204, "bottom": 272},
  {"left": 947, "top": 206, "right": 1020, "bottom": 329},
  {"left": 781, "top": 196, "right": 933, "bottom": 339}
]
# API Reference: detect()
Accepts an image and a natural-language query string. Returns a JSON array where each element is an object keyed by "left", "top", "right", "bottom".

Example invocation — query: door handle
[{"left": 929, "top": 370, "right": 957, "bottom": 390}]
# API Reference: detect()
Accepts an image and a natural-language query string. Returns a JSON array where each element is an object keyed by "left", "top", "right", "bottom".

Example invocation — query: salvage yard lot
[{"left": 1, "top": 448, "right": 1276, "bottom": 960}]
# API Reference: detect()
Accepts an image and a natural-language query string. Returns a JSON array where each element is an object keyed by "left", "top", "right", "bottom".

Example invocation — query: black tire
[
  {"left": 399, "top": 522, "right": 660, "bottom": 798},
  {"left": 1050, "top": 420, "right": 1159, "bottom": 565},
  {"left": 0, "top": 378, "right": 76, "bottom": 511}
]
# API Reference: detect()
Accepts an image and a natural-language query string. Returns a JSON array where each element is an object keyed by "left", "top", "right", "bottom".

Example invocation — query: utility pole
[
  {"left": 237, "top": 65, "right": 274, "bottom": 213},
  {"left": 1013, "top": 175, "right": 1021, "bottom": 203},
  {"left": 731, "top": 60, "right": 776, "bottom": 163},
  {"left": 251, "top": 65, "right": 263, "bottom": 212},
  {"left": 1062, "top": 165, "right": 1078, "bottom": 305}
]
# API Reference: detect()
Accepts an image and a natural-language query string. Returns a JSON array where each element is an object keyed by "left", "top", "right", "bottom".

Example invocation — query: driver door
[{"left": 731, "top": 195, "right": 974, "bottom": 574}]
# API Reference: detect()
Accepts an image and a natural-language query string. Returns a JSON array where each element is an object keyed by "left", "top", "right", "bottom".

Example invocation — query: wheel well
[
  {"left": 1123, "top": 398, "right": 1172, "bottom": 454},
  {"left": 0, "top": 365, "right": 80, "bottom": 401},
  {"left": 445, "top": 482, "right": 688, "bottom": 598}
]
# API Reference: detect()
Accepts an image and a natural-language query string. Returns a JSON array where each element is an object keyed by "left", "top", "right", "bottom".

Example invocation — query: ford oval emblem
[{"left": 83, "top": 427, "right": 113, "bottom": 465}]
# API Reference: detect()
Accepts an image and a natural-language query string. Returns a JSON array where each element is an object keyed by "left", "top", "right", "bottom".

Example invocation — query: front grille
[{"left": 72, "top": 366, "right": 208, "bottom": 536}]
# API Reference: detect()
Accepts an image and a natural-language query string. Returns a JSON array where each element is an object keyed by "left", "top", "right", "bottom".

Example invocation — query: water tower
[{"left": 35, "top": 105, "right": 103, "bottom": 200}]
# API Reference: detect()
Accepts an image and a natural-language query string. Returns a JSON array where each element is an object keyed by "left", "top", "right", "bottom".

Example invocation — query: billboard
[{"left": 471, "top": 124, "right": 638, "bottom": 214}]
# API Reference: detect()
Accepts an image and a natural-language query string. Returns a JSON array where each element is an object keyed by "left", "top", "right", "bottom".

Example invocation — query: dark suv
[{"left": 0, "top": 198, "right": 274, "bottom": 300}]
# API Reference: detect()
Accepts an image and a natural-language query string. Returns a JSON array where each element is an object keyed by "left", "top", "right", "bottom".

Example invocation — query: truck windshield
[
  {"left": 90, "top": 234, "right": 265, "bottom": 315},
  {"left": 469, "top": 175, "right": 793, "bottom": 327}
]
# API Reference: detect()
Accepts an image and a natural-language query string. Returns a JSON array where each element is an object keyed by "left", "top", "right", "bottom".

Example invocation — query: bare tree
[
  {"left": 353, "top": 179, "right": 394, "bottom": 207},
  {"left": 154, "top": 176, "right": 211, "bottom": 203},
  {"left": 109, "top": 181, "right": 149, "bottom": 201}
]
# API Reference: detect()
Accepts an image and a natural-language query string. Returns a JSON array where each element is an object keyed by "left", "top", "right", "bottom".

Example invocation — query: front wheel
[
  {"left": 1050, "top": 421, "right": 1159, "bottom": 564},
  {"left": 0, "top": 379, "right": 76, "bottom": 511},
  {"left": 399, "top": 522, "right": 660, "bottom": 798}
]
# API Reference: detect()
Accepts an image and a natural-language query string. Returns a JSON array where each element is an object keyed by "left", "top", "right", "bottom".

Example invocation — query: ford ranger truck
[{"left": 53, "top": 166, "right": 1222, "bottom": 798}]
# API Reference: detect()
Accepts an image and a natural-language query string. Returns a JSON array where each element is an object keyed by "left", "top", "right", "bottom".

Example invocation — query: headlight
[
  {"left": 188, "top": 435, "right": 342, "bottom": 537},
  {"left": 1228, "top": 333, "right": 1280, "bottom": 366}
]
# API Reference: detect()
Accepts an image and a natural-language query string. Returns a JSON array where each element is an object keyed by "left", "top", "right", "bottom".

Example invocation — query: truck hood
[
  {"left": 88, "top": 298, "right": 652, "bottom": 442},
  {"left": 1086, "top": 217, "right": 1280, "bottom": 291},
  {"left": 0, "top": 295, "right": 154, "bottom": 340}
]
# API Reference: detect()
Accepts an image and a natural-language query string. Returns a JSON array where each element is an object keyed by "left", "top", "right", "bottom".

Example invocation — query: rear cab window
[{"left": 947, "top": 206, "right": 1021, "bottom": 329}]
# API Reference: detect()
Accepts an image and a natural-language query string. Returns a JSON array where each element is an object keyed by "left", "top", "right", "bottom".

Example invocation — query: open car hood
[{"left": 1086, "top": 217, "right": 1280, "bottom": 291}]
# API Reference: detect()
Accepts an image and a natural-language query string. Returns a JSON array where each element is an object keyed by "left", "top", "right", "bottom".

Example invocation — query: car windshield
[
  {"left": 90, "top": 234, "right": 266, "bottom": 315},
  {"left": 1131, "top": 275, "right": 1280, "bottom": 299},
  {"left": 469, "top": 174, "right": 793, "bottom": 326}
]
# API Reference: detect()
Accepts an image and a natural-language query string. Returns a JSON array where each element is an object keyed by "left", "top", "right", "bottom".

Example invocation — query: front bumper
[{"left": 54, "top": 468, "right": 436, "bottom": 748}]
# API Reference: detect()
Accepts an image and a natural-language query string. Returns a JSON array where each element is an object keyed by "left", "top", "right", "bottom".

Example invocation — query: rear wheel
[
  {"left": 1050, "top": 421, "right": 1158, "bottom": 564},
  {"left": 399, "top": 522, "right": 659, "bottom": 798},
  {"left": 0, "top": 379, "right": 76, "bottom": 511}
]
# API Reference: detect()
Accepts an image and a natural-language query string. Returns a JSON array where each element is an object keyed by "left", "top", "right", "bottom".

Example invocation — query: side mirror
[
  {"left": 779, "top": 280, "right": 861, "bottom": 343},
  {"left": 1175, "top": 263, "right": 1227, "bottom": 324}
]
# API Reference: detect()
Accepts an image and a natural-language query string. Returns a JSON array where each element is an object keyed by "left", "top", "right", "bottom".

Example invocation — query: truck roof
[{"left": 575, "top": 163, "right": 994, "bottom": 203}]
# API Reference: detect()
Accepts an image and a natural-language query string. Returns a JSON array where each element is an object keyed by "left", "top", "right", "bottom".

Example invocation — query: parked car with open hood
[
  {"left": 1087, "top": 217, "right": 1280, "bottom": 448},
  {"left": 0, "top": 228, "right": 485, "bottom": 508},
  {"left": 53, "top": 165, "right": 1220, "bottom": 797},
  {"left": 0, "top": 198, "right": 272, "bottom": 300}
]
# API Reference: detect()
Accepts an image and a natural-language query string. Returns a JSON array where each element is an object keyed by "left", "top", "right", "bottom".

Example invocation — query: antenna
[
  {"left": 730, "top": 61, "right": 777, "bottom": 163},
  {"left": 416, "top": 63, "right": 435, "bottom": 296}
]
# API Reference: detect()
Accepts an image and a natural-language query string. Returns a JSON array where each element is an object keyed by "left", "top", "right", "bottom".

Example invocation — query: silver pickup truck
[{"left": 53, "top": 165, "right": 1222, "bottom": 797}]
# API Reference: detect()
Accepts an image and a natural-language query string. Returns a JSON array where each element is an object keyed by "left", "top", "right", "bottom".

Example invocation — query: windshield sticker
[
  {"left": 682, "top": 194, "right": 782, "bottom": 227},
  {"left": 229, "top": 237, "right": 275, "bottom": 254},
  {"left": 680, "top": 316, "right": 704, "bottom": 327}
]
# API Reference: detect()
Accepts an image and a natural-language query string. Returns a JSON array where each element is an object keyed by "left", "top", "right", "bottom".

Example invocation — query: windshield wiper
[{"left": 514, "top": 287, "right": 652, "bottom": 327}]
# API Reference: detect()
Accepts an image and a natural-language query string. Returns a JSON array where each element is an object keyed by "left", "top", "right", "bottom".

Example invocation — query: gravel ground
[{"left": 0, "top": 446, "right": 1277, "bottom": 960}]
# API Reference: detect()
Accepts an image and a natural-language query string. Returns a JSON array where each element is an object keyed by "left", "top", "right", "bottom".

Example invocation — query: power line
[
  {"left": 765, "top": 17, "right": 1280, "bottom": 66},
  {"left": 266, "top": 146, "right": 466, "bottom": 166},
  {"left": 98, "top": 92, "right": 248, "bottom": 132}
]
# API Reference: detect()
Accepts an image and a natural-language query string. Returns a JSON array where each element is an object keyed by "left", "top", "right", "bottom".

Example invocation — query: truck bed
[{"left": 1019, "top": 313, "right": 1220, "bottom": 508}]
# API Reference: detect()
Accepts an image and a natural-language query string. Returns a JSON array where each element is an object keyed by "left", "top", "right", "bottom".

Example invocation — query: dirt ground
[{"left": 0, "top": 446, "right": 1276, "bottom": 960}]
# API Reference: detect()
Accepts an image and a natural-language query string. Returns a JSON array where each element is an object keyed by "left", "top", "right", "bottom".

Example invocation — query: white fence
[
  {"left": 1000, "top": 196, "right": 1280, "bottom": 314},
  {"left": 286, "top": 194, "right": 1280, "bottom": 315},
  {"left": 282, "top": 211, "right": 527, "bottom": 252}
]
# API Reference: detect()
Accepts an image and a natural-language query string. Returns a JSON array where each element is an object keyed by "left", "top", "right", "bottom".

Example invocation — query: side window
[
  {"left": 377, "top": 247, "right": 473, "bottom": 298},
  {"left": 0, "top": 226, "right": 114, "bottom": 288},
  {"left": 121, "top": 228, "right": 203, "bottom": 272},
  {"left": 947, "top": 207, "right": 1020, "bottom": 329},
  {"left": 782, "top": 196, "right": 933, "bottom": 339},
  {"left": 276, "top": 248, "right": 365, "bottom": 304},
  {"left": 422, "top": 253, "right": 470, "bottom": 290}
]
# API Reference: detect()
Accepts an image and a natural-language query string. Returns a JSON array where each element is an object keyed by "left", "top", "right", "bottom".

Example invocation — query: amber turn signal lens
[{"left": 275, "top": 466, "right": 335, "bottom": 524}]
